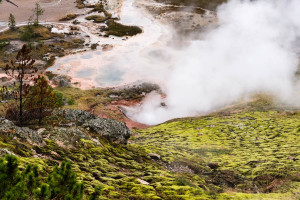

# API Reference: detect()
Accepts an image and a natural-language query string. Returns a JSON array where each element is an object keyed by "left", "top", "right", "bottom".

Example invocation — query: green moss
[
  {"left": 1, "top": 104, "right": 299, "bottom": 199},
  {"left": 132, "top": 110, "right": 300, "bottom": 198}
]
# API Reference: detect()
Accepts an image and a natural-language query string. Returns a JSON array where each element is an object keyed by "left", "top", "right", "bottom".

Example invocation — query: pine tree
[
  {"left": 25, "top": 76, "right": 61, "bottom": 125},
  {"left": 8, "top": 13, "right": 16, "bottom": 30},
  {"left": 0, "top": 155, "right": 25, "bottom": 199},
  {"left": 48, "top": 161, "right": 84, "bottom": 200},
  {"left": 21, "top": 16, "right": 35, "bottom": 41},
  {"left": 32, "top": 2, "right": 44, "bottom": 25},
  {"left": 0, "top": 156, "right": 84, "bottom": 199}
]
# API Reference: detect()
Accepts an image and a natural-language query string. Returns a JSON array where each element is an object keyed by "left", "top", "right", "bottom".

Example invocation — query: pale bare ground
[{"left": 0, "top": 0, "right": 84, "bottom": 24}]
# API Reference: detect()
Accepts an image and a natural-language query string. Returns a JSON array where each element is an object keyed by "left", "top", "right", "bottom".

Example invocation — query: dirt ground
[{"left": 0, "top": 0, "right": 84, "bottom": 24}]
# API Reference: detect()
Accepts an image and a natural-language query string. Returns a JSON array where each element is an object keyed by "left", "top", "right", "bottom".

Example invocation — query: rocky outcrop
[
  {"left": 0, "top": 109, "right": 131, "bottom": 146},
  {"left": 82, "top": 118, "right": 131, "bottom": 144},
  {"left": 55, "top": 109, "right": 131, "bottom": 144},
  {"left": 57, "top": 109, "right": 96, "bottom": 125},
  {"left": 0, "top": 118, "right": 44, "bottom": 145}
]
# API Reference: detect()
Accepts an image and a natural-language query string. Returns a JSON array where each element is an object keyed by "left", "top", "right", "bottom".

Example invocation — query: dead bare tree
[{"left": 4, "top": 44, "right": 37, "bottom": 125}]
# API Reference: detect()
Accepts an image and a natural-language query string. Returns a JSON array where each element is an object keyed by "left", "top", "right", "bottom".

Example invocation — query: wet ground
[{"left": 46, "top": 0, "right": 217, "bottom": 88}]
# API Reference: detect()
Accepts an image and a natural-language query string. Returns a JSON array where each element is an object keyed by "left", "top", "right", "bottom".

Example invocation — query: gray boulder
[
  {"left": 58, "top": 109, "right": 131, "bottom": 144},
  {"left": 0, "top": 118, "right": 44, "bottom": 145},
  {"left": 83, "top": 118, "right": 131, "bottom": 144},
  {"left": 52, "top": 75, "right": 71, "bottom": 87},
  {"left": 56, "top": 109, "right": 96, "bottom": 125}
]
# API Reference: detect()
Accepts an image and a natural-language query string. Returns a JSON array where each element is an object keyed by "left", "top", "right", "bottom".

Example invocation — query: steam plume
[{"left": 128, "top": 0, "right": 300, "bottom": 125}]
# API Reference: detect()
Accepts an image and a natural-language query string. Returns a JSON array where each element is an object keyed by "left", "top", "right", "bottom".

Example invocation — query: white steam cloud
[{"left": 127, "top": 0, "right": 300, "bottom": 125}]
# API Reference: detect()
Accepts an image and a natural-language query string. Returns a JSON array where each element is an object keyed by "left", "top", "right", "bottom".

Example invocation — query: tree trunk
[
  {"left": 19, "top": 60, "right": 24, "bottom": 126},
  {"left": 37, "top": 10, "right": 39, "bottom": 25},
  {"left": 39, "top": 86, "right": 43, "bottom": 125}
]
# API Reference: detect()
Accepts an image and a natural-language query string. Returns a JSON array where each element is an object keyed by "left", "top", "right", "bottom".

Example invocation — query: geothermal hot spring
[{"left": 49, "top": 0, "right": 300, "bottom": 125}]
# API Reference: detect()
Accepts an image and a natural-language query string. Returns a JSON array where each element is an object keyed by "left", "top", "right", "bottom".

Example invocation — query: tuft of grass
[
  {"left": 104, "top": 20, "right": 142, "bottom": 37},
  {"left": 59, "top": 14, "right": 79, "bottom": 21},
  {"left": 85, "top": 15, "right": 108, "bottom": 23}
]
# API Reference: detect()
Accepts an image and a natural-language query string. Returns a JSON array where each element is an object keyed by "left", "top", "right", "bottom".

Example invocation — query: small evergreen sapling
[
  {"left": 8, "top": 13, "right": 16, "bottom": 30},
  {"left": 32, "top": 2, "right": 44, "bottom": 25},
  {"left": 48, "top": 161, "right": 84, "bottom": 200}
]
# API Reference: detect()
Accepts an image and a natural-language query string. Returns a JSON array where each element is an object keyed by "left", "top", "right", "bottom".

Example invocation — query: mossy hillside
[
  {"left": 0, "top": 96, "right": 299, "bottom": 199},
  {"left": 1, "top": 111, "right": 299, "bottom": 199},
  {"left": 0, "top": 133, "right": 218, "bottom": 200},
  {"left": 132, "top": 110, "right": 300, "bottom": 198}
]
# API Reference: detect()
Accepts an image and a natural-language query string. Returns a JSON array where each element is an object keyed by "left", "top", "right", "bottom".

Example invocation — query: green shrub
[
  {"left": 0, "top": 155, "right": 90, "bottom": 200},
  {"left": 0, "top": 40, "right": 10, "bottom": 49},
  {"left": 0, "top": 155, "right": 38, "bottom": 199},
  {"left": 48, "top": 161, "right": 84, "bottom": 200},
  {"left": 67, "top": 97, "right": 75, "bottom": 105},
  {"left": 21, "top": 26, "right": 35, "bottom": 41},
  {"left": 175, "top": 177, "right": 193, "bottom": 186},
  {"left": 54, "top": 91, "right": 64, "bottom": 107}
]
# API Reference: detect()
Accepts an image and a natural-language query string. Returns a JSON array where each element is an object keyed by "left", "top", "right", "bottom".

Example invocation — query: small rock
[
  {"left": 149, "top": 153, "right": 160, "bottom": 160},
  {"left": 137, "top": 178, "right": 149, "bottom": 185},
  {"left": 288, "top": 156, "right": 299, "bottom": 161},
  {"left": 0, "top": 148, "right": 15, "bottom": 156},
  {"left": 37, "top": 128, "right": 46, "bottom": 134},
  {"left": 160, "top": 102, "right": 167, "bottom": 107},
  {"left": 208, "top": 162, "right": 219, "bottom": 170}
]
